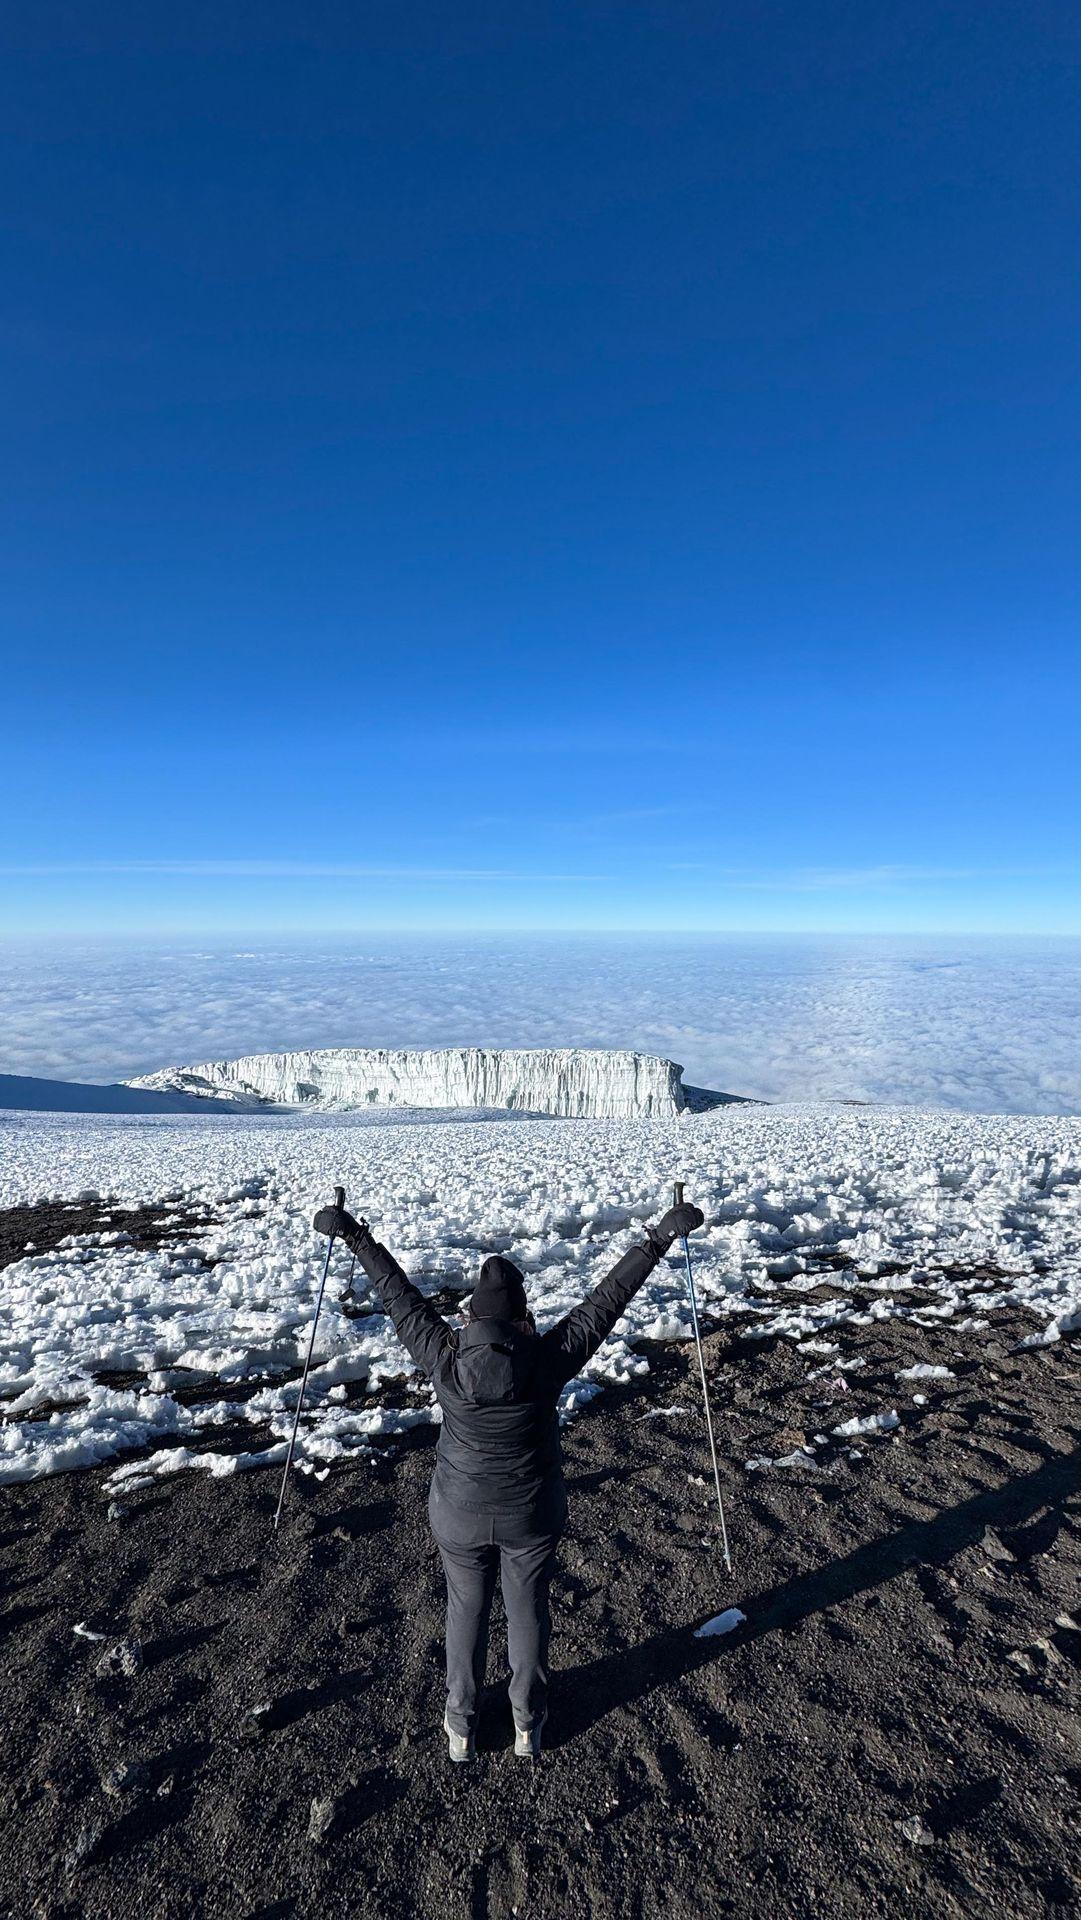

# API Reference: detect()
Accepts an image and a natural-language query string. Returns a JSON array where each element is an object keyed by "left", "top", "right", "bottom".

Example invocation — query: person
[{"left": 312, "top": 1194, "right": 705, "bottom": 1763}]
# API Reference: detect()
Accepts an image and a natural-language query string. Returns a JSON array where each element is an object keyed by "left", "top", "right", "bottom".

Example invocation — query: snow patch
[
  {"left": 745, "top": 1446, "right": 823, "bottom": 1471},
  {"left": 694, "top": 1607, "right": 747, "bottom": 1638},
  {"left": 1, "top": 1100, "right": 1078, "bottom": 1483},
  {"left": 831, "top": 1409, "right": 901, "bottom": 1437}
]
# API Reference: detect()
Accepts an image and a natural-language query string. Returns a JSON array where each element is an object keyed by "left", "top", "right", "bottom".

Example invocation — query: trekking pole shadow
[{"left": 548, "top": 1439, "right": 1081, "bottom": 1746}]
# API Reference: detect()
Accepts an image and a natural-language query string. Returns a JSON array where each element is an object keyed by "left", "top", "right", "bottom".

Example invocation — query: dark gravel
[
  {"left": 0, "top": 1199, "right": 215, "bottom": 1273},
  {"left": 0, "top": 1273, "right": 1078, "bottom": 1918}
]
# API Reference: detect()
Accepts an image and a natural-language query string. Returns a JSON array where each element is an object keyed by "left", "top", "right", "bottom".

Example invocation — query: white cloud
[
  {"left": 0, "top": 860, "right": 605, "bottom": 882},
  {"left": 688, "top": 863, "right": 1065, "bottom": 892},
  {"left": 0, "top": 934, "right": 1079, "bottom": 1115}
]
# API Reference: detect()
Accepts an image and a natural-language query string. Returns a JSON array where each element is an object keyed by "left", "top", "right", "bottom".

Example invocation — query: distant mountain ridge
[{"left": 127, "top": 1046, "right": 687, "bottom": 1119}]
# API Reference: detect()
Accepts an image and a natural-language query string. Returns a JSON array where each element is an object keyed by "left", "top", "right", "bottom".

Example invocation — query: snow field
[{"left": 1, "top": 1102, "right": 1078, "bottom": 1485}]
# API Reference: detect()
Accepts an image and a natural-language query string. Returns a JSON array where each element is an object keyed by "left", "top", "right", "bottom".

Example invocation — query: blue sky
[{"left": 2, "top": 2, "right": 1080, "bottom": 936}]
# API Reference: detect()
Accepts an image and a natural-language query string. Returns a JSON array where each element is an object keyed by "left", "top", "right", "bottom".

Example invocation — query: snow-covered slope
[
  {"left": 1, "top": 1102, "right": 1078, "bottom": 1485},
  {"left": 127, "top": 1046, "right": 685, "bottom": 1119}
]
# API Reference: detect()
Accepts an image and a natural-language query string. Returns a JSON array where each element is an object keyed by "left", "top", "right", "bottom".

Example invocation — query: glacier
[{"left": 126, "top": 1046, "right": 687, "bottom": 1120}]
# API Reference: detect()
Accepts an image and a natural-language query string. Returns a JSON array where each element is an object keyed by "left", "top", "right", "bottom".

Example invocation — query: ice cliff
[{"left": 126, "top": 1047, "right": 687, "bottom": 1119}]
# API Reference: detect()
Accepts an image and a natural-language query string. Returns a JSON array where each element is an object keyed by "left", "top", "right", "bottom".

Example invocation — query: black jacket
[{"left": 350, "top": 1234, "right": 664, "bottom": 1513}]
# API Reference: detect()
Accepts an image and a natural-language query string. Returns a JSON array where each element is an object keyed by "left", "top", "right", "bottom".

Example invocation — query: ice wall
[{"left": 127, "top": 1047, "right": 686, "bottom": 1119}]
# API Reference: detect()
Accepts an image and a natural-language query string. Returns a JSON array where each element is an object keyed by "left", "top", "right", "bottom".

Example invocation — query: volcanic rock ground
[{"left": 0, "top": 1207, "right": 1078, "bottom": 1920}]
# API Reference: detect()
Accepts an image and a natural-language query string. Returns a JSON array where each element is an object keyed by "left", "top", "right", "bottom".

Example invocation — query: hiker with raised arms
[{"left": 312, "top": 1195, "right": 704, "bottom": 1763}]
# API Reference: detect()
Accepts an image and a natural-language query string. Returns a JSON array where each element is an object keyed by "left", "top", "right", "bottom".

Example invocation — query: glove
[
  {"left": 312, "top": 1204, "right": 369, "bottom": 1247},
  {"left": 650, "top": 1201, "right": 705, "bottom": 1250}
]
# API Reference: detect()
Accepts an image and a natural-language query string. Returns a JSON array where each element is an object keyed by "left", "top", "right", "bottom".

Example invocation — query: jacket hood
[{"left": 452, "top": 1317, "right": 537, "bottom": 1406}]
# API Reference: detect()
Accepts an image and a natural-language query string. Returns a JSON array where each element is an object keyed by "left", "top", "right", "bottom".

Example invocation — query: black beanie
[{"left": 471, "top": 1255, "right": 528, "bottom": 1321}]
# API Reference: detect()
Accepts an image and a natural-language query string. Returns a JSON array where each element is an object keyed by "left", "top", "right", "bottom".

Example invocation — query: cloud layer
[{"left": 0, "top": 933, "right": 1078, "bottom": 1116}]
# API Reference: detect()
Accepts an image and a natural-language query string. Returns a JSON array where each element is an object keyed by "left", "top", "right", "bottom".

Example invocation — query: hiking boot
[
  {"left": 513, "top": 1715, "right": 546, "bottom": 1760},
  {"left": 443, "top": 1711, "right": 475, "bottom": 1764}
]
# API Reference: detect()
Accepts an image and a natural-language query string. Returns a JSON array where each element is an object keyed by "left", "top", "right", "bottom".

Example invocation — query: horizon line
[{"left": 2, "top": 925, "right": 1080, "bottom": 943}]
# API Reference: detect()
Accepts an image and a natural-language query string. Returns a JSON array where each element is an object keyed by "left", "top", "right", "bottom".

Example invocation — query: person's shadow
[{"left": 549, "top": 1436, "right": 1080, "bottom": 1746}]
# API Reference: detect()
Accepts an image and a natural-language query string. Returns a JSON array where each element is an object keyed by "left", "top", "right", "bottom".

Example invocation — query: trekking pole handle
[
  {"left": 673, "top": 1181, "right": 684, "bottom": 1209},
  {"left": 333, "top": 1186, "right": 345, "bottom": 1211}
]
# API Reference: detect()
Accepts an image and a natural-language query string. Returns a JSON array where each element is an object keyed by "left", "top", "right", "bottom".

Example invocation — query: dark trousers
[{"left": 429, "top": 1481, "right": 564, "bottom": 1736}]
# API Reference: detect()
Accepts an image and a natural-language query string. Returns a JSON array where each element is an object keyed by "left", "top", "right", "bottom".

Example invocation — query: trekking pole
[
  {"left": 273, "top": 1185, "right": 345, "bottom": 1532},
  {"left": 673, "top": 1182, "right": 733, "bottom": 1573}
]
